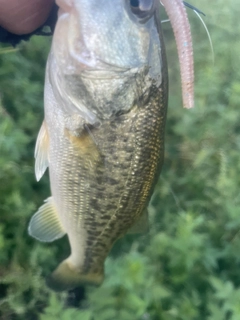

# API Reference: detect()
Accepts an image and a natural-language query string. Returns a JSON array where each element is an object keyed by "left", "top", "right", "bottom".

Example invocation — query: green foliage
[
  {"left": 39, "top": 293, "right": 92, "bottom": 320},
  {"left": 1, "top": 0, "right": 240, "bottom": 319}
]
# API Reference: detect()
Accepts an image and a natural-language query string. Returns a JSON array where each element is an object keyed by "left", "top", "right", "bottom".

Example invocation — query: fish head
[
  {"left": 48, "top": 0, "right": 164, "bottom": 122},
  {"left": 54, "top": 0, "right": 161, "bottom": 70}
]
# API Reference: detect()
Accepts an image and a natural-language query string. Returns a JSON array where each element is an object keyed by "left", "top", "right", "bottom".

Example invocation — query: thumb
[{"left": 0, "top": 0, "right": 54, "bottom": 35}]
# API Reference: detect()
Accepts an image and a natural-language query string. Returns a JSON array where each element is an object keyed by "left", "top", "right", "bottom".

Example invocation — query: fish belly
[{"left": 48, "top": 79, "right": 168, "bottom": 284}]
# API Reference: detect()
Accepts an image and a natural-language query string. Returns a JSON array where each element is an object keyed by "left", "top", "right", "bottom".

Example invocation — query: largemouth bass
[{"left": 28, "top": 0, "right": 193, "bottom": 291}]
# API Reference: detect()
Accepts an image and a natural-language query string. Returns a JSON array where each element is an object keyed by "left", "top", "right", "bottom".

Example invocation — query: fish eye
[{"left": 129, "top": 0, "right": 155, "bottom": 20}]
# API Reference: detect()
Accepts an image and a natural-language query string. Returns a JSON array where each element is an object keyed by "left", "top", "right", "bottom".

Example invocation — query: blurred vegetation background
[{"left": 0, "top": 0, "right": 240, "bottom": 319}]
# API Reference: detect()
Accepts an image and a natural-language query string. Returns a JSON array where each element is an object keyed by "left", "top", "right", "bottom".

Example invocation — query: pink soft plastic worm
[{"left": 161, "top": 0, "right": 194, "bottom": 108}]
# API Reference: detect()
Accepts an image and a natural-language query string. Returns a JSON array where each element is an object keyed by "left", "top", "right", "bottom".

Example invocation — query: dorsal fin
[{"left": 35, "top": 121, "right": 49, "bottom": 181}]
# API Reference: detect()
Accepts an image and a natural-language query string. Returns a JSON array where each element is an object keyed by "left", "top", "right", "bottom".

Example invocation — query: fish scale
[
  {"left": 47, "top": 78, "right": 168, "bottom": 280},
  {"left": 28, "top": 0, "right": 171, "bottom": 291}
]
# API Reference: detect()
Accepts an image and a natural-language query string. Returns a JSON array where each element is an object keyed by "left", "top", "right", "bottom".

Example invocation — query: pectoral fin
[
  {"left": 127, "top": 209, "right": 149, "bottom": 234},
  {"left": 28, "top": 197, "right": 66, "bottom": 242},
  {"left": 65, "top": 125, "right": 102, "bottom": 164},
  {"left": 35, "top": 121, "right": 49, "bottom": 181}
]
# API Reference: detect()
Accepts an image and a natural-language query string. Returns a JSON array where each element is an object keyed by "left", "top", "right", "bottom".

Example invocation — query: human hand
[{"left": 0, "top": 0, "right": 54, "bottom": 35}]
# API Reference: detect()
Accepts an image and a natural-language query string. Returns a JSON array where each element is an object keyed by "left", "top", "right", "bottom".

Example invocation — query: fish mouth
[
  {"left": 72, "top": 59, "right": 147, "bottom": 80},
  {"left": 67, "top": 49, "right": 145, "bottom": 80},
  {"left": 79, "top": 67, "right": 140, "bottom": 80}
]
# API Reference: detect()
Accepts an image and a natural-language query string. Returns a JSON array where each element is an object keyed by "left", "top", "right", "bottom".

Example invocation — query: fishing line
[
  {"left": 161, "top": 1, "right": 214, "bottom": 63},
  {"left": 192, "top": 10, "right": 215, "bottom": 64},
  {"left": 161, "top": 1, "right": 205, "bottom": 23},
  {"left": 183, "top": 1, "right": 205, "bottom": 16}
]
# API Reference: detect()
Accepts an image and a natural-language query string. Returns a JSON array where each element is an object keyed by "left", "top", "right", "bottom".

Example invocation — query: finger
[{"left": 0, "top": 0, "right": 55, "bottom": 35}]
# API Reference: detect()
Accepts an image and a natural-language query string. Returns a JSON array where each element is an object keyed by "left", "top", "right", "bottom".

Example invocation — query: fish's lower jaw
[{"left": 46, "top": 259, "right": 104, "bottom": 292}]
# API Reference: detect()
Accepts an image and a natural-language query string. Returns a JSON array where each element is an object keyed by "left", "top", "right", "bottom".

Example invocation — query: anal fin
[
  {"left": 127, "top": 209, "right": 149, "bottom": 234},
  {"left": 28, "top": 197, "right": 66, "bottom": 242},
  {"left": 35, "top": 120, "right": 49, "bottom": 181}
]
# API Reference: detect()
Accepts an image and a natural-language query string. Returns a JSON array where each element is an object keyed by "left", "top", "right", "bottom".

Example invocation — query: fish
[{"left": 28, "top": 0, "right": 194, "bottom": 291}]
